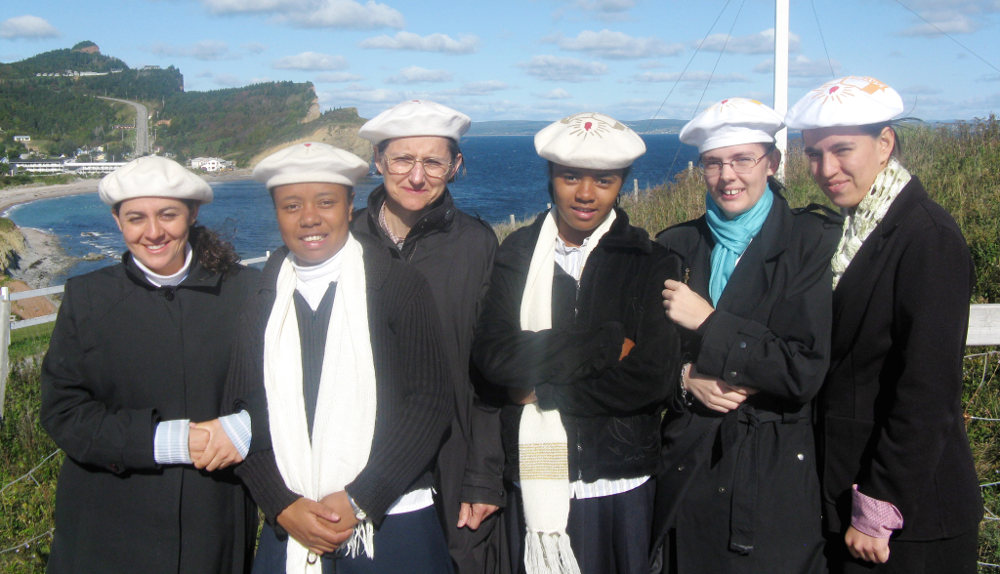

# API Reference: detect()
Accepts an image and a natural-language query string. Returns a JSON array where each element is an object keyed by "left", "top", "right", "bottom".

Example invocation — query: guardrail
[{"left": 0, "top": 254, "right": 269, "bottom": 421}]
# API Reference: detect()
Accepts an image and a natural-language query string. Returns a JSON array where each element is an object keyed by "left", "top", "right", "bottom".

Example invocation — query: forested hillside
[{"left": 1, "top": 42, "right": 364, "bottom": 166}]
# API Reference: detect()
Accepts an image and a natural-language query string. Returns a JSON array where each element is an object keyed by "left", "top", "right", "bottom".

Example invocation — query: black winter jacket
[
  {"left": 352, "top": 186, "right": 504, "bottom": 507},
  {"left": 41, "top": 253, "right": 259, "bottom": 574},
  {"left": 473, "top": 208, "right": 682, "bottom": 483}
]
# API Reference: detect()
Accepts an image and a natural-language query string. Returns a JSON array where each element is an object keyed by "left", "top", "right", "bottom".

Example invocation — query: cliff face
[
  {"left": 249, "top": 123, "right": 372, "bottom": 166},
  {"left": 0, "top": 219, "right": 26, "bottom": 274}
]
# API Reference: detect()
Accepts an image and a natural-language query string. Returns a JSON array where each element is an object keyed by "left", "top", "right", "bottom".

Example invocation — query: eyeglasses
[
  {"left": 699, "top": 149, "right": 772, "bottom": 176},
  {"left": 383, "top": 155, "right": 453, "bottom": 179}
]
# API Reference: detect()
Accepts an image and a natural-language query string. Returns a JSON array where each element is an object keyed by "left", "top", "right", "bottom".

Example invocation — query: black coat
[
  {"left": 227, "top": 240, "right": 453, "bottom": 526},
  {"left": 819, "top": 177, "right": 983, "bottom": 541},
  {"left": 352, "top": 186, "right": 506, "bottom": 573},
  {"left": 473, "top": 208, "right": 682, "bottom": 483},
  {"left": 652, "top": 191, "right": 840, "bottom": 573},
  {"left": 40, "top": 253, "right": 259, "bottom": 574}
]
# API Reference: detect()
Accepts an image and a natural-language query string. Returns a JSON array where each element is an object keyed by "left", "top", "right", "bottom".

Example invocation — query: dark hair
[
  {"left": 858, "top": 121, "right": 906, "bottom": 160},
  {"left": 374, "top": 137, "right": 464, "bottom": 182},
  {"left": 113, "top": 198, "right": 242, "bottom": 275}
]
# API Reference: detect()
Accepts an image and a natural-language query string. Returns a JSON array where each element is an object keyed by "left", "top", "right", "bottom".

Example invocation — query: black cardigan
[
  {"left": 473, "top": 208, "right": 682, "bottom": 482},
  {"left": 227, "top": 238, "right": 453, "bottom": 526}
]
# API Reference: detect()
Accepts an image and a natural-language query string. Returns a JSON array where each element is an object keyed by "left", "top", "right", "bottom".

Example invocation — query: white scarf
[
  {"left": 518, "top": 208, "right": 616, "bottom": 574},
  {"left": 831, "top": 158, "right": 911, "bottom": 288},
  {"left": 263, "top": 235, "right": 377, "bottom": 573}
]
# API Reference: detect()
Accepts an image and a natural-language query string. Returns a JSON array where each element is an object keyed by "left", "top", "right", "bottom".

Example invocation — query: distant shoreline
[{"left": 0, "top": 168, "right": 253, "bottom": 215}]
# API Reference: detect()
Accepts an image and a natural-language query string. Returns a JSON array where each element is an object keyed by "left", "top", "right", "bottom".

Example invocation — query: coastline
[
  {"left": 0, "top": 170, "right": 253, "bottom": 292},
  {"left": 0, "top": 168, "right": 253, "bottom": 215}
]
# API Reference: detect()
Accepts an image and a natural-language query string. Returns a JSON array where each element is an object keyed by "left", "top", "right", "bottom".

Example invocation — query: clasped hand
[
  {"left": 187, "top": 419, "right": 242, "bottom": 471},
  {"left": 277, "top": 491, "right": 358, "bottom": 556}
]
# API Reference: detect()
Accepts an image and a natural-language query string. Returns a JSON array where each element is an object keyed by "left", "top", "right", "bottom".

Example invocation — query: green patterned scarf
[{"left": 831, "top": 157, "right": 911, "bottom": 289}]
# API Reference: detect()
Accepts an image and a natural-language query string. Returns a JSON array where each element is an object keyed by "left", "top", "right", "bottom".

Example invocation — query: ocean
[{"left": 7, "top": 134, "right": 699, "bottom": 284}]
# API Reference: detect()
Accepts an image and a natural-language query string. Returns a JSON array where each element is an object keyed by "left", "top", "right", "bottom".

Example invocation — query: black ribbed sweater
[{"left": 226, "top": 239, "right": 453, "bottom": 525}]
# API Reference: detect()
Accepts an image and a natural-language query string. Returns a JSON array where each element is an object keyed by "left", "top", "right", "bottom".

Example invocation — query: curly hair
[{"left": 188, "top": 224, "right": 242, "bottom": 275}]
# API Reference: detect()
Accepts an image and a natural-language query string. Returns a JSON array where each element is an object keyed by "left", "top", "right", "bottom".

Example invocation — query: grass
[{"left": 0, "top": 115, "right": 998, "bottom": 572}]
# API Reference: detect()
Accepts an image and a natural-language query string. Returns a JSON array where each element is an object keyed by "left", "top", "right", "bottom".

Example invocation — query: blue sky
[{"left": 2, "top": 0, "right": 998, "bottom": 122}]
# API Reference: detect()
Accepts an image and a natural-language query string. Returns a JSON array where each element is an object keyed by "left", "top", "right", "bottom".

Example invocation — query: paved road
[{"left": 98, "top": 96, "right": 149, "bottom": 156}]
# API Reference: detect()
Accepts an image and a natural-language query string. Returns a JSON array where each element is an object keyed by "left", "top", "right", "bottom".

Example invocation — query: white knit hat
[
  {"left": 680, "top": 98, "right": 784, "bottom": 153},
  {"left": 358, "top": 100, "right": 471, "bottom": 145},
  {"left": 99, "top": 155, "right": 212, "bottom": 206},
  {"left": 785, "top": 76, "right": 904, "bottom": 130},
  {"left": 253, "top": 142, "right": 369, "bottom": 190},
  {"left": 534, "top": 112, "right": 646, "bottom": 170}
]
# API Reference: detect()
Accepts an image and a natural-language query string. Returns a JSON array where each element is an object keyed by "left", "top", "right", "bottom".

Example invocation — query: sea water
[{"left": 7, "top": 134, "right": 698, "bottom": 284}]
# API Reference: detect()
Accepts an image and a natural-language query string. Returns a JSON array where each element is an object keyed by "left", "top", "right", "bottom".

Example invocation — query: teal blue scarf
[{"left": 704, "top": 188, "right": 773, "bottom": 305}]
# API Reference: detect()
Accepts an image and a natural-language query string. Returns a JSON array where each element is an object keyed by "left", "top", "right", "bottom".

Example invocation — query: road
[{"left": 98, "top": 96, "right": 150, "bottom": 157}]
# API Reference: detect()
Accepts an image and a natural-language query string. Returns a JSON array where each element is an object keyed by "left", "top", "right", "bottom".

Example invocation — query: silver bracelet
[{"left": 680, "top": 363, "right": 693, "bottom": 406}]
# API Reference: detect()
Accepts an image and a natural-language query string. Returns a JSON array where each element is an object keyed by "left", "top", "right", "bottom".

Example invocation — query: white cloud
[
  {"left": 387, "top": 66, "right": 453, "bottom": 84},
  {"left": 273, "top": 51, "right": 348, "bottom": 70},
  {"left": 201, "top": 0, "right": 404, "bottom": 29},
  {"left": 634, "top": 71, "right": 749, "bottom": 83},
  {"left": 900, "top": 13, "right": 978, "bottom": 36},
  {"left": 519, "top": 55, "right": 607, "bottom": 82},
  {"left": 195, "top": 71, "right": 244, "bottom": 87},
  {"left": 360, "top": 32, "right": 478, "bottom": 54},
  {"left": 753, "top": 54, "right": 840, "bottom": 78},
  {"left": 0, "top": 15, "right": 59, "bottom": 39},
  {"left": 151, "top": 40, "right": 231, "bottom": 61},
  {"left": 459, "top": 80, "right": 509, "bottom": 95},
  {"left": 699, "top": 29, "right": 801, "bottom": 55},
  {"left": 286, "top": 0, "right": 404, "bottom": 29},
  {"left": 329, "top": 86, "right": 403, "bottom": 103},
  {"left": 555, "top": 30, "right": 683, "bottom": 59},
  {"left": 539, "top": 88, "right": 572, "bottom": 100},
  {"left": 316, "top": 72, "right": 364, "bottom": 83},
  {"left": 243, "top": 42, "right": 267, "bottom": 55}
]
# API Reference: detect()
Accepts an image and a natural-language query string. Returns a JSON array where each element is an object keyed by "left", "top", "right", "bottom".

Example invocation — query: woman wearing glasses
[
  {"left": 353, "top": 100, "right": 506, "bottom": 574},
  {"left": 651, "top": 98, "right": 839, "bottom": 573}
]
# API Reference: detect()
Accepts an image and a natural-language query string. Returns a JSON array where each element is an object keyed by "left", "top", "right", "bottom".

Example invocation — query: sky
[{"left": 1, "top": 0, "right": 998, "bottom": 123}]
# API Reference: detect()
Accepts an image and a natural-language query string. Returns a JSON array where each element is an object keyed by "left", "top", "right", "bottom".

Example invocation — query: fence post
[
  {"left": 0, "top": 286, "right": 10, "bottom": 425},
  {"left": 633, "top": 178, "right": 639, "bottom": 199}
]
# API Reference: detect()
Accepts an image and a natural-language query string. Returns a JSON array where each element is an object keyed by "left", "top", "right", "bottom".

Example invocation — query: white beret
[
  {"left": 253, "top": 142, "right": 369, "bottom": 190},
  {"left": 99, "top": 155, "right": 212, "bottom": 206},
  {"left": 534, "top": 112, "right": 646, "bottom": 170},
  {"left": 358, "top": 100, "right": 471, "bottom": 145},
  {"left": 680, "top": 98, "right": 784, "bottom": 154},
  {"left": 785, "top": 76, "right": 903, "bottom": 130}
]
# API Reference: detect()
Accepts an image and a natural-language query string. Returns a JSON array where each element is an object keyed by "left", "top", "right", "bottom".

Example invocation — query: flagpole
[{"left": 774, "top": 0, "right": 790, "bottom": 181}]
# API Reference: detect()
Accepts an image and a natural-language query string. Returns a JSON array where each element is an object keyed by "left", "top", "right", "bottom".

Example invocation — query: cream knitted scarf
[
  {"left": 831, "top": 158, "right": 911, "bottom": 288},
  {"left": 263, "top": 235, "right": 377, "bottom": 573},
  {"left": 518, "top": 208, "right": 616, "bottom": 574}
]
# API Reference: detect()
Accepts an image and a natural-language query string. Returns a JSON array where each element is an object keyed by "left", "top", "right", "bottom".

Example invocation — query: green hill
[{"left": 0, "top": 42, "right": 366, "bottom": 167}]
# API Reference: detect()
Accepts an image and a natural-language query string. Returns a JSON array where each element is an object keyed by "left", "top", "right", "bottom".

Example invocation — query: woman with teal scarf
[{"left": 649, "top": 98, "right": 840, "bottom": 574}]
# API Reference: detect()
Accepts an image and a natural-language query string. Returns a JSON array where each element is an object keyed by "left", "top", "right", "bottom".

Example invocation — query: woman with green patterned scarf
[{"left": 787, "top": 76, "right": 982, "bottom": 574}]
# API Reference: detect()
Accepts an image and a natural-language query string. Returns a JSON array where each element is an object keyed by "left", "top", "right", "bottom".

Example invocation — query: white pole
[
  {"left": 0, "top": 286, "right": 10, "bottom": 425},
  {"left": 774, "top": 0, "right": 790, "bottom": 182}
]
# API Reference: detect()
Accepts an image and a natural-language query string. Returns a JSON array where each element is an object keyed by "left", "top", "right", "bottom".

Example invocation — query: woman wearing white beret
[
  {"left": 40, "top": 155, "right": 259, "bottom": 573},
  {"left": 227, "top": 142, "right": 454, "bottom": 573},
  {"left": 651, "top": 98, "right": 839, "bottom": 573},
  {"left": 355, "top": 100, "right": 506, "bottom": 574},
  {"left": 474, "top": 112, "right": 682, "bottom": 573},
  {"left": 787, "top": 76, "right": 982, "bottom": 573}
]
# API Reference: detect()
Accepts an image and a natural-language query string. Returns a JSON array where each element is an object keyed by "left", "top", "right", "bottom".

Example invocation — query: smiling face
[
  {"left": 701, "top": 142, "right": 778, "bottom": 219},
  {"left": 376, "top": 136, "right": 460, "bottom": 217},
  {"left": 802, "top": 125, "right": 894, "bottom": 210},
  {"left": 549, "top": 163, "right": 623, "bottom": 246},
  {"left": 271, "top": 182, "right": 354, "bottom": 265},
  {"left": 113, "top": 197, "right": 197, "bottom": 276}
]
